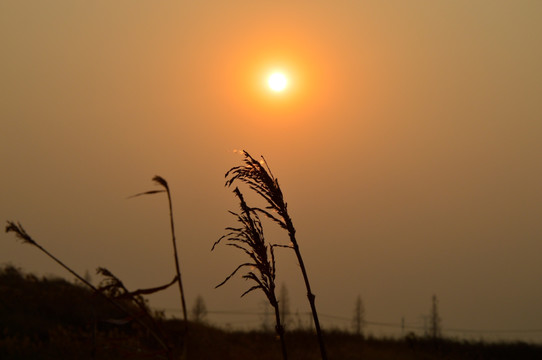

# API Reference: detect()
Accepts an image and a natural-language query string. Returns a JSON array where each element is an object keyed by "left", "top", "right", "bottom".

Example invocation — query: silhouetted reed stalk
[
  {"left": 131, "top": 176, "right": 188, "bottom": 358},
  {"left": 226, "top": 151, "right": 327, "bottom": 360},
  {"left": 212, "top": 188, "right": 288, "bottom": 360},
  {"left": 4, "top": 221, "right": 174, "bottom": 359}
]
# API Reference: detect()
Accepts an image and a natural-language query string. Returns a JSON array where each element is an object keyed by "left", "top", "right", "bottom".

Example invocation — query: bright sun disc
[{"left": 268, "top": 72, "right": 288, "bottom": 92}]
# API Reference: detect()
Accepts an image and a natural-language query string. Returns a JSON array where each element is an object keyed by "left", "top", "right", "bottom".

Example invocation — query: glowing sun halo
[{"left": 267, "top": 72, "right": 288, "bottom": 92}]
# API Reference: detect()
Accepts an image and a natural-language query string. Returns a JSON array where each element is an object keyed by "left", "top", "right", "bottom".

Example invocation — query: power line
[
  {"left": 209, "top": 310, "right": 264, "bottom": 316},
  {"left": 159, "top": 307, "right": 542, "bottom": 334},
  {"left": 445, "top": 328, "right": 542, "bottom": 334}
]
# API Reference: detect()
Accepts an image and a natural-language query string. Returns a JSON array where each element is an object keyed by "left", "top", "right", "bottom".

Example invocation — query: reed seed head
[
  {"left": 5, "top": 221, "right": 36, "bottom": 246},
  {"left": 213, "top": 188, "right": 278, "bottom": 305},
  {"left": 225, "top": 151, "right": 292, "bottom": 230},
  {"left": 152, "top": 175, "right": 169, "bottom": 190}
]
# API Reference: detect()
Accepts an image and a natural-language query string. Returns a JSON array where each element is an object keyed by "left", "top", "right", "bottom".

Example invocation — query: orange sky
[{"left": 1, "top": 1, "right": 542, "bottom": 341}]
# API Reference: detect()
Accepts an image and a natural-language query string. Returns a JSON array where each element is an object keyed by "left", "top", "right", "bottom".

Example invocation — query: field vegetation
[
  {"left": 3, "top": 153, "right": 542, "bottom": 359},
  {"left": 2, "top": 266, "right": 542, "bottom": 360}
]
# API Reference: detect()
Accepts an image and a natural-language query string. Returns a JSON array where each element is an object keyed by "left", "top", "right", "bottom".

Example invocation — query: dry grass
[
  {"left": 213, "top": 187, "right": 288, "bottom": 360},
  {"left": 226, "top": 150, "right": 328, "bottom": 359},
  {"left": 4, "top": 221, "right": 174, "bottom": 358},
  {"left": 6, "top": 175, "right": 191, "bottom": 359}
]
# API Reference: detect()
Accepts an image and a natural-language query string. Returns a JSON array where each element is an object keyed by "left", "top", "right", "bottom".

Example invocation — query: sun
[{"left": 267, "top": 72, "right": 288, "bottom": 92}]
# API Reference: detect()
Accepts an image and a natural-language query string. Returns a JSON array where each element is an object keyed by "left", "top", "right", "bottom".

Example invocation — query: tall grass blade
[{"left": 132, "top": 176, "right": 189, "bottom": 358}]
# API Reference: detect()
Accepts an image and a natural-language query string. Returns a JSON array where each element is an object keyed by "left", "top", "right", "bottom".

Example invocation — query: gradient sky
[{"left": 2, "top": 1, "right": 541, "bottom": 341}]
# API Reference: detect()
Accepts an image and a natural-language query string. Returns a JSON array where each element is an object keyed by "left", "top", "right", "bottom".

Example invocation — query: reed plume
[
  {"left": 213, "top": 187, "right": 288, "bottom": 360},
  {"left": 226, "top": 151, "right": 327, "bottom": 360}
]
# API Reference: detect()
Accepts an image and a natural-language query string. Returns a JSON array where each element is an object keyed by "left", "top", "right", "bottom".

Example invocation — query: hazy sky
[{"left": 2, "top": 1, "right": 541, "bottom": 341}]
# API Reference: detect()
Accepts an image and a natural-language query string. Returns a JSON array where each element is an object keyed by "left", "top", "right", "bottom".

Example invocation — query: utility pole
[{"left": 429, "top": 294, "right": 442, "bottom": 340}]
